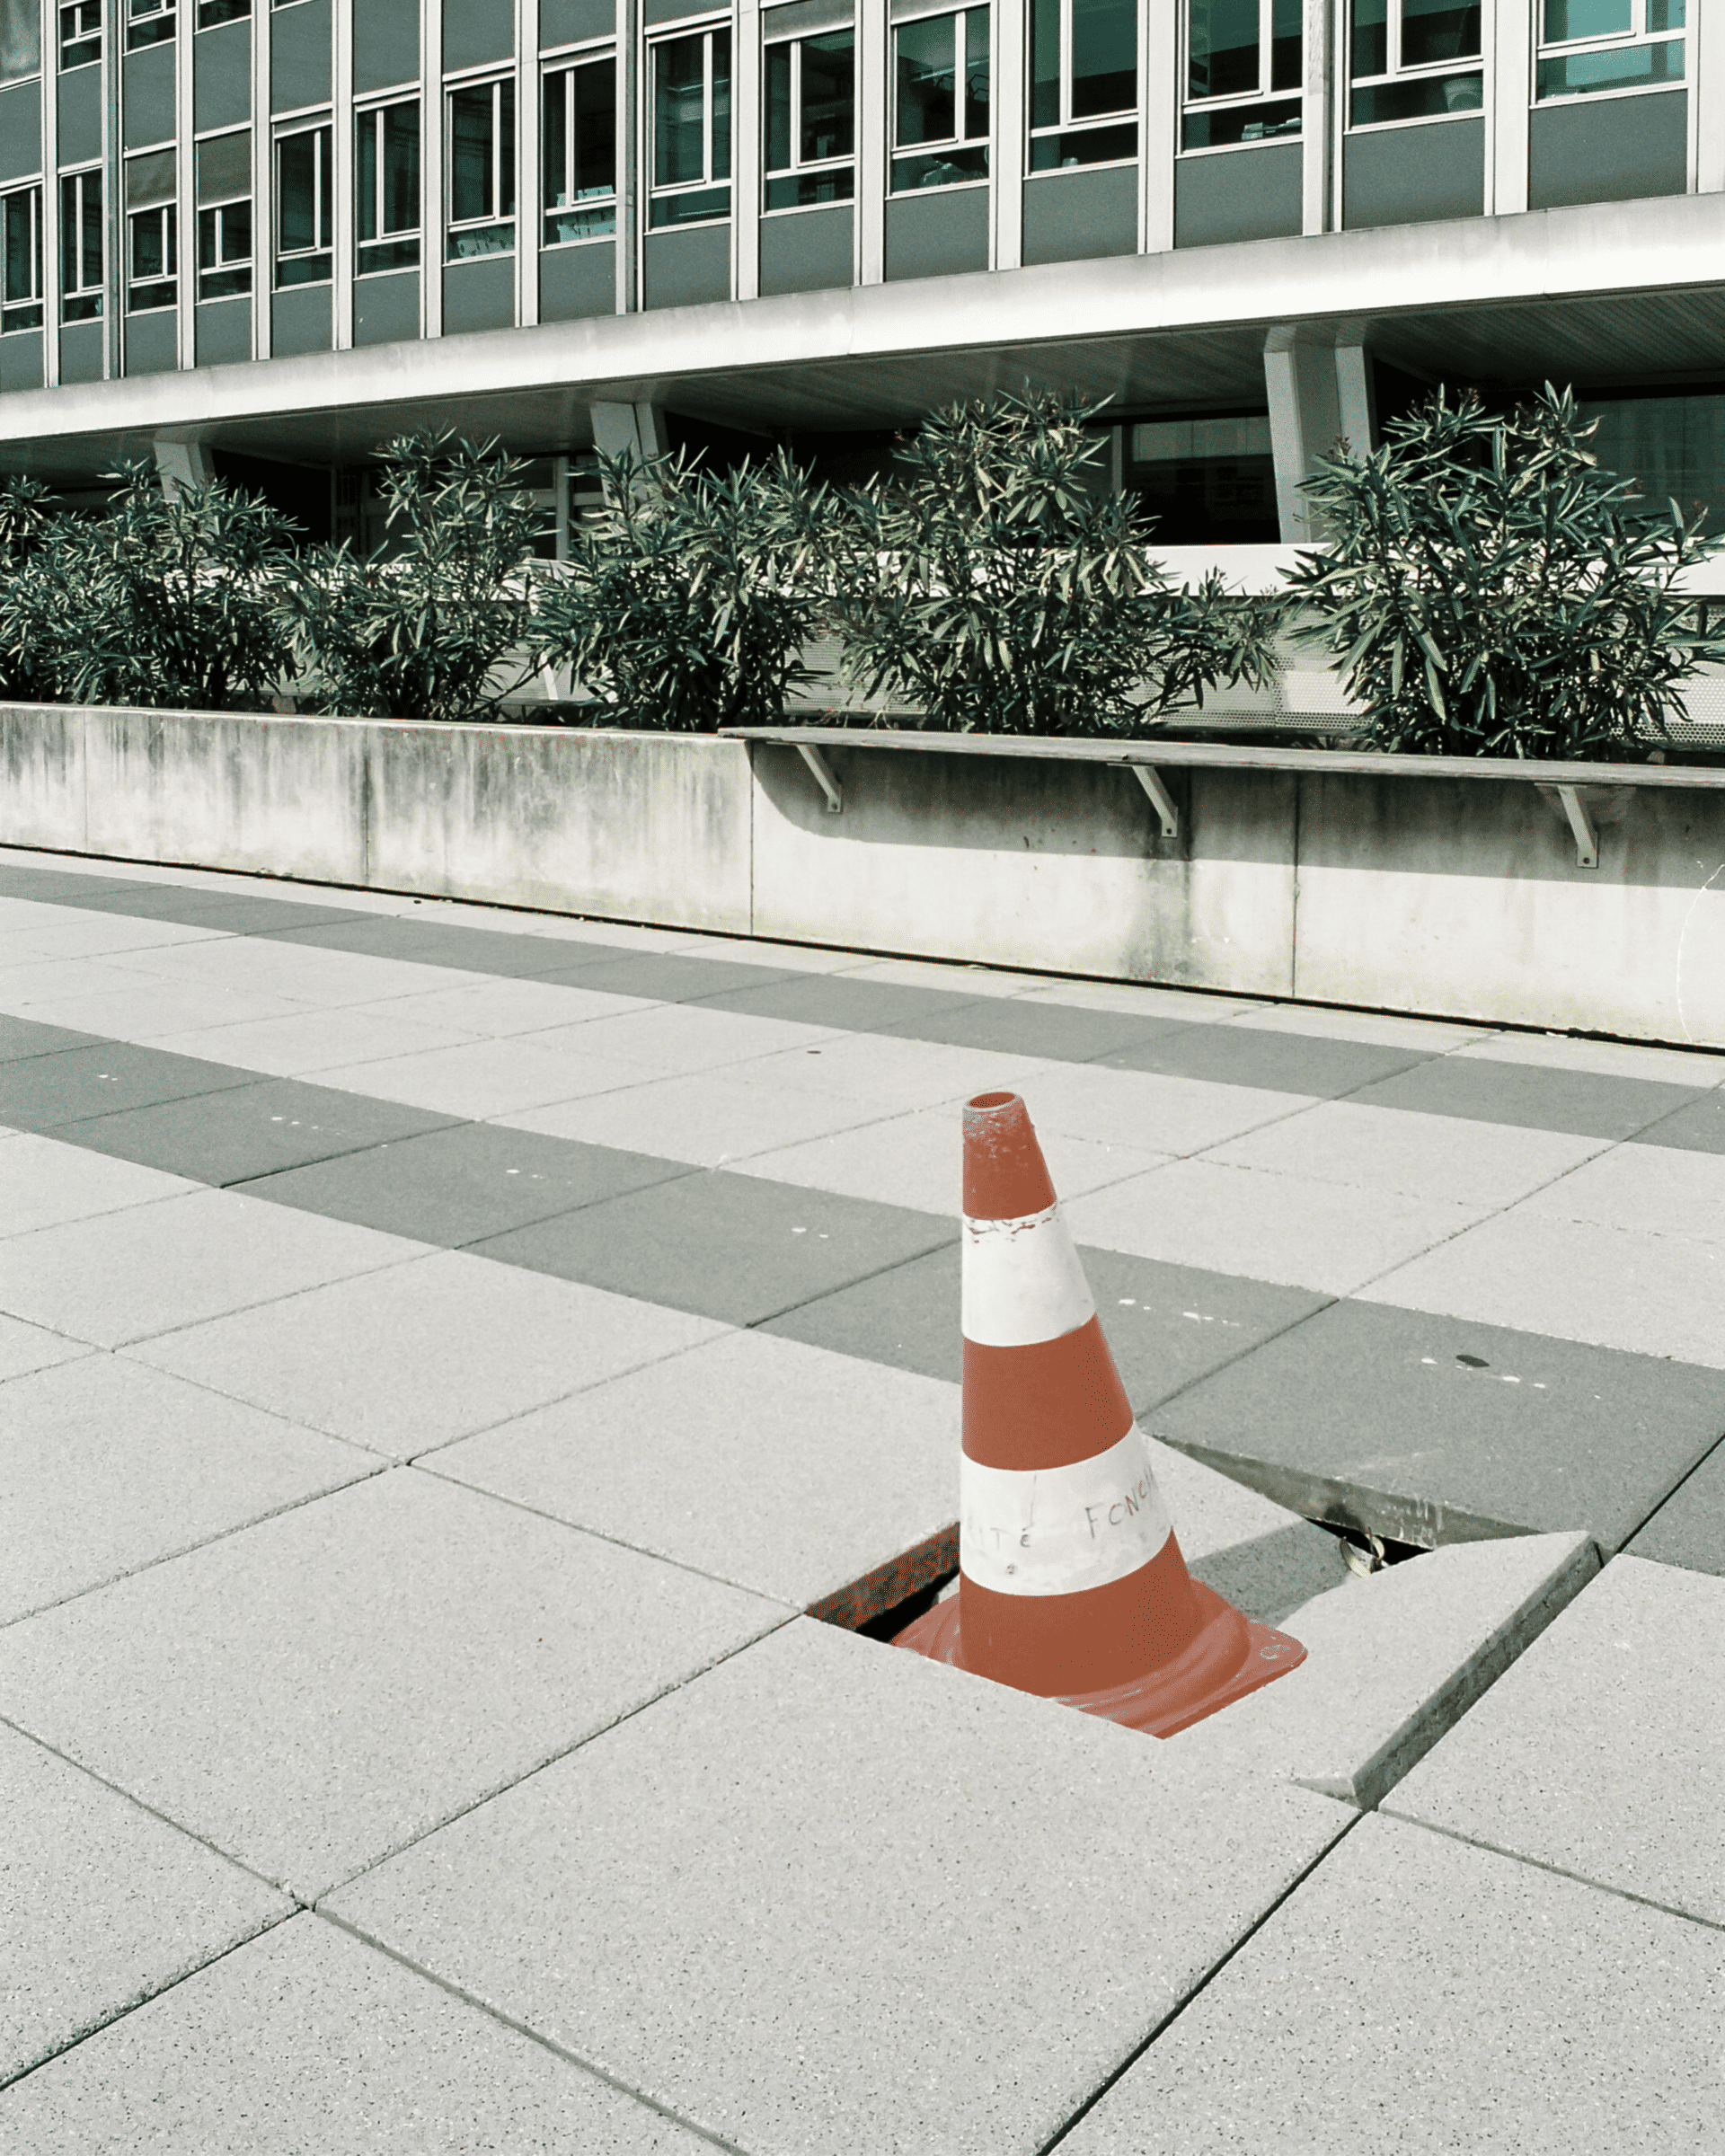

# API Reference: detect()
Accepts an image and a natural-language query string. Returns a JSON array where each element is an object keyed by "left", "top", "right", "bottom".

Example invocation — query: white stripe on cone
[
  {"left": 960, "top": 1427, "right": 1173, "bottom": 1597},
  {"left": 961, "top": 1204, "right": 1095, "bottom": 1348}
]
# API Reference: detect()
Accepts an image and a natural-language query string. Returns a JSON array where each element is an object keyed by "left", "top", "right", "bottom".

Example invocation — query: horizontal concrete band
[
  {"left": 960, "top": 1427, "right": 1172, "bottom": 1597},
  {"left": 1, "top": 858, "right": 1720, "bottom": 1147}
]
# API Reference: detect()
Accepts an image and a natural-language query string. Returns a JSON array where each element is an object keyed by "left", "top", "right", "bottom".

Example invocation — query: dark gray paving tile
[
  {"left": 0, "top": 864, "right": 132, "bottom": 902},
  {"left": 0, "top": 1015, "right": 106, "bottom": 1064},
  {"left": 1625, "top": 1436, "right": 1725, "bottom": 1576},
  {"left": 694, "top": 973, "right": 993, "bottom": 1032},
  {"left": 271, "top": 916, "right": 633, "bottom": 977},
  {"left": 1101, "top": 1024, "right": 1433, "bottom": 1097},
  {"left": 175, "top": 897, "right": 371, "bottom": 935},
  {"left": 66, "top": 1078, "right": 459, "bottom": 1185},
  {"left": 1632, "top": 1089, "right": 1725, "bottom": 1155},
  {"left": 1155, "top": 1299, "right": 1725, "bottom": 1554},
  {"left": 0, "top": 1042, "right": 260, "bottom": 1131},
  {"left": 243, "top": 1121, "right": 695, "bottom": 1242},
  {"left": 762, "top": 1241, "right": 1325, "bottom": 1401},
  {"left": 50, "top": 885, "right": 270, "bottom": 924},
  {"left": 881, "top": 996, "right": 1186, "bottom": 1062},
  {"left": 1349, "top": 1056, "right": 1705, "bottom": 1140},
  {"left": 472, "top": 1170, "right": 954, "bottom": 1326},
  {"left": 529, "top": 951, "right": 806, "bottom": 1000}
]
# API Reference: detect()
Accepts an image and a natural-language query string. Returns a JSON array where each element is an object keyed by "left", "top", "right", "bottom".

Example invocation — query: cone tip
[{"left": 964, "top": 1091, "right": 1057, "bottom": 1220}]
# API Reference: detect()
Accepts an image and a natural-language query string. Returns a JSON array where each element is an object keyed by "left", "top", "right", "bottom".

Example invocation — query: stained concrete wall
[{"left": 4, "top": 703, "right": 1724, "bottom": 1047}]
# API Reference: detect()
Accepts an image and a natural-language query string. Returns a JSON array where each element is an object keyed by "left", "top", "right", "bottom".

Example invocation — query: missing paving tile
[
  {"left": 1310, "top": 1520, "right": 1426, "bottom": 1577},
  {"left": 807, "top": 1523, "right": 959, "bottom": 1637}
]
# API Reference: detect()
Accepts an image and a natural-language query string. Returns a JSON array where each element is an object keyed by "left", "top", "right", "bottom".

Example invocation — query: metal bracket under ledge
[
  {"left": 797, "top": 742, "right": 844, "bottom": 814},
  {"left": 1128, "top": 764, "right": 1181, "bottom": 839},
  {"left": 1553, "top": 783, "right": 1598, "bottom": 869}
]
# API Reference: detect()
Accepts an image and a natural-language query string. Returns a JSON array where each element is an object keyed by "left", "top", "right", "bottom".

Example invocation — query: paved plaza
[{"left": 0, "top": 843, "right": 1721, "bottom": 2152}]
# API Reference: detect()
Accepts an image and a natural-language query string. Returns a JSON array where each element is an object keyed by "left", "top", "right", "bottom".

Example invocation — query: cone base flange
[{"left": 893, "top": 1580, "right": 1305, "bottom": 1740}]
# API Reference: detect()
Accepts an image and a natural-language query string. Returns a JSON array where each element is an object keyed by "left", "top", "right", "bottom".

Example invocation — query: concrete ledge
[{"left": 5, "top": 702, "right": 1725, "bottom": 1046}]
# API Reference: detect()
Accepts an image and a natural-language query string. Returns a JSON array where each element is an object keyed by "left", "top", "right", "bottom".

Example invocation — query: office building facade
[{"left": 0, "top": 1, "right": 1721, "bottom": 548}]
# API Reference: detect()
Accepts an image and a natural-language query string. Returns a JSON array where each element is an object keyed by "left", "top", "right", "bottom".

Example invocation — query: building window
[
  {"left": 60, "top": 0, "right": 102, "bottom": 68},
  {"left": 1, "top": 182, "right": 43, "bottom": 331},
  {"left": 544, "top": 56, "right": 615, "bottom": 242},
  {"left": 196, "top": 129, "right": 252, "bottom": 296},
  {"left": 59, "top": 167, "right": 102, "bottom": 316},
  {"left": 126, "top": 0, "right": 174, "bottom": 49},
  {"left": 447, "top": 77, "right": 515, "bottom": 256},
  {"left": 358, "top": 98, "right": 420, "bottom": 272},
  {"left": 276, "top": 122, "right": 332, "bottom": 283},
  {"left": 765, "top": 28, "right": 853, "bottom": 209},
  {"left": 1183, "top": 1, "right": 1300, "bottom": 147},
  {"left": 1537, "top": 2, "right": 1683, "bottom": 100},
  {"left": 1350, "top": 2, "right": 1482, "bottom": 125},
  {"left": 892, "top": 6, "right": 989, "bottom": 191},
  {"left": 1031, "top": 0, "right": 1136, "bottom": 169},
  {"left": 1, "top": 0, "right": 44, "bottom": 85},
  {"left": 197, "top": 0, "right": 250, "bottom": 26},
  {"left": 650, "top": 25, "right": 730, "bottom": 226},
  {"left": 125, "top": 149, "right": 177, "bottom": 308}
]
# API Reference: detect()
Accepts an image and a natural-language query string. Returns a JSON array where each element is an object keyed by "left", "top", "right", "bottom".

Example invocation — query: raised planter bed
[{"left": 4, "top": 701, "right": 1724, "bottom": 1050}]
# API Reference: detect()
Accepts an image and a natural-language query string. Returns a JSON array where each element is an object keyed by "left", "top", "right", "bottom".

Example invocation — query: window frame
[
  {"left": 1180, "top": 0, "right": 1303, "bottom": 154},
  {"left": 356, "top": 93, "right": 421, "bottom": 275},
  {"left": 59, "top": 0, "right": 102, "bottom": 69},
  {"left": 1535, "top": 1, "right": 1685, "bottom": 103},
  {"left": 126, "top": 0, "right": 175, "bottom": 50},
  {"left": 58, "top": 164, "right": 103, "bottom": 319},
  {"left": 647, "top": 19, "right": 732, "bottom": 229},
  {"left": 763, "top": 25, "right": 854, "bottom": 214},
  {"left": 1348, "top": 2, "right": 1484, "bottom": 132},
  {"left": 274, "top": 119, "right": 332, "bottom": 286},
  {"left": 445, "top": 72, "right": 517, "bottom": 259},
  {"left": 1, "top": 181, "right": 44, "bottom": 332},
  {"left": 126, "top": 199, "right": 177, "bottom": 311},
  {"left": 1030, "top": 0, "right": 1138, "bottom": 172},
  {"left": 890, "top": 4, "right": 992, "bottom": 195},
  {"left": 196, "top": 0, "right": 251, "bottom": 28},
  {"left": 543, "top": 48, "right": 617, "bottom": 245}
]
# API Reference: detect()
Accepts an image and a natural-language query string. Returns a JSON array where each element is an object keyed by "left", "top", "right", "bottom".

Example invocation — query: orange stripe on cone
[{"left": 897, "top": 1089, "right": 1306, "bottom": 1739}]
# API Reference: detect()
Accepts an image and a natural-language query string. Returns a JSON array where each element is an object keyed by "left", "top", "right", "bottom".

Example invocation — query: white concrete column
[
  {"left": 104, "top": 9, "right": 119, "bottom": 377},
  {"left": 591, "top": 400, "right": 665, "bottom": 459},
  {"left": 420, "top": 0, "right": 442, "bottom": 335},
  {"left": 176, "top": 5, "right": 195, "bottom": 368},
  {"left": 1265, "top": 327, "right": 1372, "bottom": 544},
  {"left": 252, "top": 0, "right": 272, "bottom": 358},
  {"left": 154, "top": 437, "right": 212, "bottom": 493},
  {"left": 1140, "top": 0, "right": 1175, "bottom": 253},
  {"left": 856, "top": 0, "right": 887, "bottom": 282},
  {"left": 41, "top": 8, "right": 60, "bottom": 388},
  {"left": 1490, "top": 0, "right": 1532, "bottom": 217},
  {"left": 734, "top": 0, "right": 761, "bottom": 299},
  {"left": 618, "top": 0, "right": 638, "bottom": 309},
  {"left": 518, "top": 0, "right": 541, "bottom": 323},
  {"left": 1300, "top": 0, "right": 1332, "bottom": 234},
  {"left": 1696, "top": 0, "right": 1724, "bottom": 192},
  {"left": 332, "top": 0, "right": 354, "bottom": 347},
  {"left": 994, "top": 0, "right": 1026, "bottom": 270}
]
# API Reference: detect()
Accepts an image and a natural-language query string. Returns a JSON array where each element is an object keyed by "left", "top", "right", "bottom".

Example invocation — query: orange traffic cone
[{"left": 896, "top": 1090, "right": 1305, "bottom": 1736}]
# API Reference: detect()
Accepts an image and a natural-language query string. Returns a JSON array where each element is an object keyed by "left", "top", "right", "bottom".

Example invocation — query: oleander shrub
[
  {"left": 277, "top": 428, "right": 546, "bottom": 723},
  {"left": 826, "top": 387, "right": 1284, "bottom": 736},
  {"left": 1287, "top": 384, "right": 1725, "bottom": 760}
]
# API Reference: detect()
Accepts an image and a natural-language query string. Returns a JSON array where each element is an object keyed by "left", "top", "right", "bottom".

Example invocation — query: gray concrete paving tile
[
  {"left": 0, "top": 1041, "right": 259, "bottom": 1131},
  {"left": 354, "top": 974, "right": 647, "bottom": 1035},
  {"left": 243, "top": 1119, "right": 694, "bottom": 1244},
  {"left": 4, "top": 978, "right": 320, "bottom": 1042},
  {"left": 1512, "top": 1137, "right": 1725, "bottom": 1241},
  {"left": 1101, "top": 1022, "right": 1434, "bottom": 1097},
  {"left": 1626, "top": 1434, "right": 1725, "bottom": 1575},
  {"left": 0, "top": 1188, "right": 430, "bottom": 1348},
  {"left": 762, "top": 1240, "right": 1326, "bottom": 1405},
  {"left": 270, "top": 915, "right": 630, "bottom": 975},
  {"left": 0, "top": 1016, "right": 104, "bottom": 1062},
  {"left": 1006, "top": 1059, "right": 1314, "bottom": 1154},
  {"left": 128, "top": 1250, "right": 728, "bottom": 1461},
  {"left": 0, "top": 864, "right": 133, "bottom": 902},
  {"left": 530, "top": 950, "right": 805, "bottom": 1000},
  {"left": 0, "top": 1128, "right": 200, "bottom": 1234},
  {"left": 1062, "top": 1156, "right": 1486, "bottom": 1295},
  {"left": 1633, "top": 1086, "right": 1725, "bottom": 1154},
  {"left": 1386, "top": 1556, "right": 1725, "bottom": 1927},
  {"left": 65, "top": 1076, "right": 459, "bottom": 1186},
  {"left": 0, "top": 1724, "right": 290, "bottom": 2087},
  {"left": 0, "top": 1354, "right": 376, "bottom": 1621},
  {"left": 1154, "top": 1298, "right": 1725, "bottom": 1552},
  {"left": 1057, "top": 1812, "right": 1725, "bottom": 2156},
  {"left": 1145, "top": 1437, "right": 1343, "bottom": 1627},
  {"left": 0, "top": 1914, "right": 715, "bottom": 2154},
  {"left": 110, "top": 934, "right": 468, "bottom": 1008},
  {"left": 473, "top": 1169, "right": 955, "bottom": 1326},
  {"left": 500, "top": 1067, "right": 898, "bottom": 1168},
  {"left": 142, "top": 1001, "right": 489, "bottom": 1075},
  {"left": 0, "top": 1313, "right": 90, "bottom": 1384},
  {"left": 881, "top": 994, "right": 1185, "bottom": 1063},
  {"left": 1450, "top": 1029, "right": 1725, "bottom": 1086},
  {"left": 541, "top": 1000, "right": 838, "bottom": 1075},
  {"left": 694, "top": 971, "right": 1000, "bottom": 1031},
  {"left": 326, "top": 1617, "right": 1350, "bottom": 2156},
  {"left": 0, "top": 1470, "right": 786, "bottom": 1901},
  {"left": 431, "top": 1328, "right": 956, "bottom": 1615},
  {"left": 0, "top": 953, "right": 180, "bottom": 1005},
  {"left": 1349, "top": 1051, "right": 1705, "bottom": 1139},
  {"left": 0, "top": 912, "right": 226, "bottom": 959},
  {"left": 1362, "top": 1207, "right": 1725, "bottom": 1366},
  {"left": 727, "top": 1029, "right": 1058, "bottom": 1114},
  {"left": 1172, "top": 1531, "right": 1597, "bottom": 1810},
  {"left": 304, "top": 1036, "right": 653, "bottom": 1118},
  {"left": 1223, "top": 1002, "right": 1491, "bottom": 1050}
]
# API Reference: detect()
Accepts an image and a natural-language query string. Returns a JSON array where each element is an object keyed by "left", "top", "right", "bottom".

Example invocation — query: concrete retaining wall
[{"left": 4, "top": 702, "right": 1724, "bottom": 1048}]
